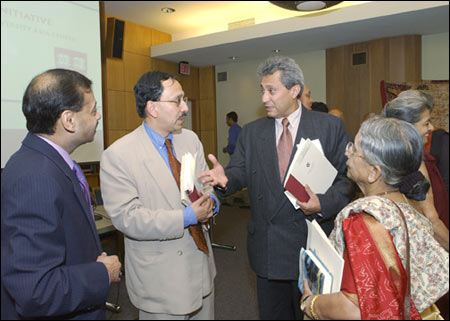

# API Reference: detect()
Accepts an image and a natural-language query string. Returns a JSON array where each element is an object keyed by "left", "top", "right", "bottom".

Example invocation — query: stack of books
[{"left": 299, "top": 220, "right": 344, "bottom": 295}]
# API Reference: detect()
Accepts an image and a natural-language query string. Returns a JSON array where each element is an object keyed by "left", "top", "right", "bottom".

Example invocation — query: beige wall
[
  {"left": 215, "top": 51, "right": 326, "bottom": 165},
  {"left": 422, "top": 32, "right": 449, "bottom": 80}
]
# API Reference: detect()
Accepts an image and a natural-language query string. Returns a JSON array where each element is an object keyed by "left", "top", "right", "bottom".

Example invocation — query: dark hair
[
  {"left": 22, "top": 69, "right": 92, "bottom": 134},
  {"left": 311, "top": 102, "right": 328, "bottom": 113},
  {"left": 134, "top": 71, "right": 175, "bottom": 118},
  {"left": 359, "top": 116, "right": 429, "bottom": 201},
  {"left": 226, "top": 111, "right": 238, "bottom": 122}
]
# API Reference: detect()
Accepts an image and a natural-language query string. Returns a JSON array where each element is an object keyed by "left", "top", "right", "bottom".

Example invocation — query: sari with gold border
[{"left": 329, "top": 196, "right": 449, "bottom": 319}]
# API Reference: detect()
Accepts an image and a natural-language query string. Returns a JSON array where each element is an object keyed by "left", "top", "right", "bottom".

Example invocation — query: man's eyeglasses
[
  {"left": 345, "top": 141, "right": 364, "bottom": 159},
  {"left": 155, "top": 96, "right": 189, "bottom": 108}
]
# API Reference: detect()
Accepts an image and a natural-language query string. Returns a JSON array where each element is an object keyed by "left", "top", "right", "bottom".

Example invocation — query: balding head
[
  {"left": 22, "top": 69, "right": 92, "bottom": 134},
  {"left": 328, "top": 108, "right": 344, "bottom": 120},
  {"left": 300, "top": 85, "right": 312, "bottom": 110}
]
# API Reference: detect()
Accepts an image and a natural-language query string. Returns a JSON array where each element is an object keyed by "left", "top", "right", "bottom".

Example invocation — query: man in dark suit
[
  {"left": 199, "top": 56, "right": 354, "bottom": 320},
  {"left": 1, "top": 69, "right": 121, "bottom": 320}
]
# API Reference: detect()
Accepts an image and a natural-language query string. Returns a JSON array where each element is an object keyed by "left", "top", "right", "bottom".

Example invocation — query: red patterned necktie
[
  {"left": 277, "top": 118, "right": 293, "bottom": 183},
  {"left": 164, "top": 139, "right": 209, "bottom": 255}
]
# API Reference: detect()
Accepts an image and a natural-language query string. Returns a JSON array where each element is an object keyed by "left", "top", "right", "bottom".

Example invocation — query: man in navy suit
[
  {"left": 1, "top": 69, "right": 121, "bottom": 319},
  {"left": 199, "top": 56, "right": 354, "bottom": 320}
]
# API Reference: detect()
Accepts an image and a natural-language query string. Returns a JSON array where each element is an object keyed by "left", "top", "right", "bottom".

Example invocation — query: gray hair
[
  {"left": 359, "top": 116, "right": 429, "bottom": 200},
  {"left": 257, "top": 56, "right": 304, "bottom": 98},
  {"left": 381, "top": 90, "right": 434, "bottom": 124}
]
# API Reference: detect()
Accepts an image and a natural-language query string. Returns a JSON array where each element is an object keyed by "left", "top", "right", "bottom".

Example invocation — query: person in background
[
  {"left": 382, "top": 90, "right": 449, "bottom": 232},
  {"left": 300, "top": 84, "right": 313, "bottom": 110},
  {"left": 1, "top": 69, "right": 121, "bottom": 320},
  {"left": 300, "top": 116, "right": 449, "bottom": 320},
  {"left": 222, "top": 111, "right": 242, "bottom": 155},
  {"left": 199, "top": 56, "right": 354, "bottom": 320},
  {"left": 100, "top": 71, "right": 219, "bottom": 320},
  {"left": 310, "top": 102, "right": 328, "bottom": 113},
  {"left": 328, "top": 108, "right": 344, "bottom": 120},
  {"left": 426, "top": 128, "right": 449, "bottom": 195},
  {"left": 382, "top": 90, "right": 449, "bottom": 319}
]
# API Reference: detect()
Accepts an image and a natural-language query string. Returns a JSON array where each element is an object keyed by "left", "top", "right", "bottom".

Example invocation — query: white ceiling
[{"left": 104, "top": 1, "right": 449, "bottom": 67}]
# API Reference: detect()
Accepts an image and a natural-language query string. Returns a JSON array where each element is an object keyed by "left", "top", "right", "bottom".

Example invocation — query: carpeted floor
[{"left": 104, "top": 203, "right": 258, "bottom": 320}]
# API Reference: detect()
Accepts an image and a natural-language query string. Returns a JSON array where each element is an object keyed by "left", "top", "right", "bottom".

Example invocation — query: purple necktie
[
  {"left": 277, "top": 118, "right": 293, "bottom": 183},
  {"left": 73, "top": 161, "right": 94, "bottom": 218}
]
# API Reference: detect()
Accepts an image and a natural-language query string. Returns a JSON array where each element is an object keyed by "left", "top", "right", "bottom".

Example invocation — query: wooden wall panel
[
  {"left": 152, "top": 29, "right": 172, "bottom": 46},
  {"left": 123, "top": 51, "right": 152, "bottom": 93},
  {"left": 125, "top": 92, "right": 141, "bottom": 131},
  {"left": 103, "top": 16, "right": 215, "bottom": 154},
  {"left": 106, "top": 58, "right": 124, "bottom": 91},
  {"left": 124, "top": 20, "right": 153, "bottom": 56},
  {"left": 106, "top": 90, "right": 127, "bottom": 130},
  {"left": 326, "top": 35, "right": 421, "bottom": 136}
]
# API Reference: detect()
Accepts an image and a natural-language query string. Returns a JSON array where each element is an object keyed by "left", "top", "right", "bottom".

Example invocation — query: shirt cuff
[
  {"left": 183, "top": 207, "right": 197, "bottom": 228},
  {"left": 210, "top": 194, "right": 220, "bottom": 215}
]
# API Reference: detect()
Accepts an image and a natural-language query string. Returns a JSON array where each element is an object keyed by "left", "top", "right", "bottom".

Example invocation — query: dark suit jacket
[
  {"left": 1, "top": 133, "right": 110, "bottom": 320},
  {"left": 218, "top": 107, "right": 355, "bottom": 280}
]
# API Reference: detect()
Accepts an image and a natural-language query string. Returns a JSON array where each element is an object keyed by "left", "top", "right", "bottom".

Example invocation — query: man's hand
[
  {"left": 296, "top": 184, "right": 322, "bottom": 215},
  {"left": 198, "top": 154, "right": 228, "bottom": 188},
  {"left": 191, "top": 193, "right": 214, "bottom": 223},
  {"left": 97, "top": 252, "right": 122, "bottom": 283}
]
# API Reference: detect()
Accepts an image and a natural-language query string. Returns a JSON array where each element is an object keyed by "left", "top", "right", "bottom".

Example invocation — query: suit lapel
[
  {"left": 269, "top": 107, "right": 316, "bottom": 219},
  {"left": 137, "top": 126, "right": 181, "bottom": 208},
  {"left": 23, "top": 133, "right": 102, "bottom": 251},
  {"left": 255, "top": 118, "right": 291, "bottom": 219}
]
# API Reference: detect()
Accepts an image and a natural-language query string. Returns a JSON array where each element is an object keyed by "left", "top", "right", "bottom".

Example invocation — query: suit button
[{"left": 177, "top": 251, "right": 183, "bottom": 256}]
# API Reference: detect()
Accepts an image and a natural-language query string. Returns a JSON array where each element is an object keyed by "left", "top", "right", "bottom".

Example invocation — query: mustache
[{"left": 179, "top": 112, "right": 188, "bottom": 119}]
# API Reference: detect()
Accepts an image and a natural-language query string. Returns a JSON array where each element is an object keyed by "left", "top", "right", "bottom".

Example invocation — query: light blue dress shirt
[{"left": 143, "top": 122, "right": 219, "bottom": 227}]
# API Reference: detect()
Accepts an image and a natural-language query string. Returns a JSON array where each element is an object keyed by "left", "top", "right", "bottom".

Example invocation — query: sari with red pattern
[
  {"left": 340, "top": 213, "right": 421, "bottom": 320},
  {"left": 329, "top": 196, "right": 449, "bottom": 320}
]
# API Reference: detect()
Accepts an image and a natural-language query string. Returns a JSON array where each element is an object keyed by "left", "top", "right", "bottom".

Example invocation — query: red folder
[
  {"left": 188, "top": 186, "right": 201, "bottom": 202},
  {"left": 285, "top": 175, "right": 310, "bottom": 202}
]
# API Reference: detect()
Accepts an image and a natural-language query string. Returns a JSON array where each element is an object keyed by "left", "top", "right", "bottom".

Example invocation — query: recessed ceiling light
[
  {"left": 161, "top": 7, "right": 175, "bottom": 13},
  {"left": 228, "top": 56, "right": 237, "bottom": 60},
  {"left": 273, "top": 49, "right": 280, "bottom": 53}
]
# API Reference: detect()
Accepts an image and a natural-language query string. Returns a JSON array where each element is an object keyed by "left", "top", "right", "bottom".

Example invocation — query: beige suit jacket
[{"left": 100, "top": 124, "right": 216, "bottom": 315}]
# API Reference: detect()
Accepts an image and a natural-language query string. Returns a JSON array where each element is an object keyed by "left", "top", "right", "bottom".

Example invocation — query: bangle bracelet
[{"left": 310, "top": 295, "right": 320, "bottom": 320}]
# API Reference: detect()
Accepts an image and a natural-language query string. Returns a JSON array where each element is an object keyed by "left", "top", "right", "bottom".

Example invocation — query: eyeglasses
[
  {"left": 345, "top": 141, "right": 364, "bottom": 158},
  {"left": 155, "top": 96, "right": 189, "bottom": 108}
]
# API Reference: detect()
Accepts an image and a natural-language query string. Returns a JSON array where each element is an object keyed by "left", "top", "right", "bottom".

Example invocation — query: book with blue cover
[
  {"left": 299, "top": 248, "right": 333, "bottom": 294},
  {"left": 298, "top": 220, "right": 344, "bottom": 294}
]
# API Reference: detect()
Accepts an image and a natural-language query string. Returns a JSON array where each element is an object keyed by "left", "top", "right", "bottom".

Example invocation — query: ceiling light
[
  {"left": 228, "top": 56, "right": 237, "bottom": 60},
  {"left": 273, "top": 49, "right": 281, "bottom": 53},
  {"left": 269, "top": 1, "right": 342, "bottom": 11},
  {"left": 161, "top": 7, "right": 175, "bottom": 13}
]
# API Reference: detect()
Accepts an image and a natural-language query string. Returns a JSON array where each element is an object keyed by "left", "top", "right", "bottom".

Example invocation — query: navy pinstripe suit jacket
[{"left": 1, "top": 133, "right": 109, "bottom": 320}]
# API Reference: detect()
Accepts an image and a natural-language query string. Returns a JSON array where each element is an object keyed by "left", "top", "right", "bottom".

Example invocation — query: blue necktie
[{"left": 72, "top": 161, "right": 94, "bottom": 218}]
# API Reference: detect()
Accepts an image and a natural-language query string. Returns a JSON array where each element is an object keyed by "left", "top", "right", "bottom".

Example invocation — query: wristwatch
[{"left": 300, "top": 295, "right": 311, "bottom": 312}]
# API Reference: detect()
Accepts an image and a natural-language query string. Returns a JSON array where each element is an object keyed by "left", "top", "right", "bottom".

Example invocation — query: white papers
[
  {"left": 299, "top": 220, "right": 344, "bottom": 294},
  {"left": 180, "top": 152, "right": 197, "bottom": 206},
  {"left": 284, "top": 138, "right": 337, "bottom": 209}
]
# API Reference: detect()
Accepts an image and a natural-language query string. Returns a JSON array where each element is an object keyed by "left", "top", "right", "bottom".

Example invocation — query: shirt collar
[
  {"left": 36, "top": 134, "right": 74, "bottom": 170},
  {"left": 143, "top": 121, "right": 173, "bottom": 148},
  {"left": 275, "top": 100, "right": 302, "bottom": 127}
]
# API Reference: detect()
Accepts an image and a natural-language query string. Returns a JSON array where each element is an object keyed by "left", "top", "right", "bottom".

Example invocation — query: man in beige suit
[{"left": 100, "top": 71, "right": 218, "bottom": 320}]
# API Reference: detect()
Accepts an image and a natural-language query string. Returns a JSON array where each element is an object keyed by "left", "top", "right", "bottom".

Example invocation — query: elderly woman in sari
[{"left": 300, "top": 116, "right": 449, "bottom": 320}]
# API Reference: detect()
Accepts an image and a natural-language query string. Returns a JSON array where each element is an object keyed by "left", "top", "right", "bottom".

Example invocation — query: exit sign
[{"left": 179, "top": 61, "right": 190, "bottom": 75}]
